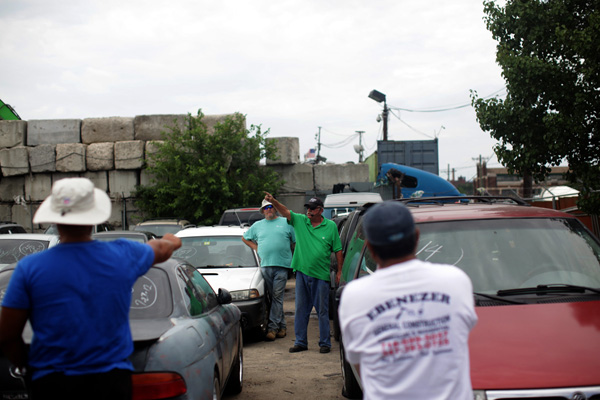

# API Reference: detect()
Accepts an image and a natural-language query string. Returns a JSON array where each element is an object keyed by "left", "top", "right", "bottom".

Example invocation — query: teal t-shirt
[
  {"left": 289, "top": 211, "right": 342, "bottom": 281},
  {"left": 243, "top": 217, "right": 295, "bottom": 268}
]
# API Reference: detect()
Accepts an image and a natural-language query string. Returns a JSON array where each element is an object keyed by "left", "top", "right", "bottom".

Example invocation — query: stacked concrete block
[
  {"left": 0, "top": 204, "right": 11, "bottom": 221},
  {"left": 140, "top": 169, "right": 156, "bottom": 187},
  {"left": 12, "top": 203, "right": 32, "bottom": 230},
  {"left": 52, "top": 172, "right": 81, "bottom": 182},
  {"left": 144, "top": 140, "right": 163, "bottom": 168},
  {"left": 0, "top": 120, "right": 27, "bottom": 148},
  {"left": 314, "top": 163, "right": 369, "bottom": 191},
  {"left": 0, "top": 176, "right": 25, "bottom": 202},
  {"left": 25, "top": 174, "right": 52, "bottom": 202},
  {"left": 115, "top": 140, "right": 144, "bottom": 169},
  {"left": 134, "top": 115, "right": 187, "bottom": 141},
  {"left": 203, "top": 114, "right": 238, "bottom": 134},
  {"left": 84, "top": 171, "right": 109, "bottom": 192},
  {"left": 270, "top": 164, "right": 314, "bottom": 192},
  {"left": 267, "top": 137, "right": 300, "bottom": 165},
  {"left": 82, "top": 117, "right": 134, "bottom": 143},
  {"left": 56, "top": 143, "right": 86, "bottom": 172},
  {"left": 0, "top": 146, "right": 29, "bottom": 176},
  {"left": 0, "top": 112, "right": 376, "bottom": 232},
  {"left": 87, "top": 142, "right": 114, "bottom": 171},
  {"left": 27, "top": 119, "right": 81, "bottom": 146},
  {"left": 29, "top": 144, "right": 57, "bottom": 173},
  {"left": 108, "top": 170, "right": 138, "bottom": 198}
]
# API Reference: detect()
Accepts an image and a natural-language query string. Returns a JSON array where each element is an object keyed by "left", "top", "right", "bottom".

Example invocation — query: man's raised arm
[{"left": 264, "top": 192, "right": 291, "bottom": 221}]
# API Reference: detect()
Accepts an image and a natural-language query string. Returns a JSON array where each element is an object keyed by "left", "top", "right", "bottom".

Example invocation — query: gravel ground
[{"left": 225, "top": 275, "right": 346, "bottom": 399}]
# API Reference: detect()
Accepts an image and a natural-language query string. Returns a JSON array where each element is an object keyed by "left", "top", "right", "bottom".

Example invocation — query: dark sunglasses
[
  {"left": 263, "top": 205, "right": 274, "bottom": 210},
  {"left": 305, "top": 206, "right": 320, "bottom": 211}
]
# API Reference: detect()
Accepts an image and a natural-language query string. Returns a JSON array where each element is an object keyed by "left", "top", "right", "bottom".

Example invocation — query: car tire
[
  {"left": 340, "top": 338, "right": 362, "bottom": 399},
  {"left": 213, "top": 374, "right": 221, "bottom": 400},
  {"left": 332, "top": 311, "right": 341, "bottom": 342},
  {"left": 252, "top": 295, "right": 270, "bottom": 340},
  {"left": 224, "top": 328, "right": 244, "bottom": 395}
]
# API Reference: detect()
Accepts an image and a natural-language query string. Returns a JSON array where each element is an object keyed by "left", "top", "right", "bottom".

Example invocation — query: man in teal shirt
[
  {"left": 242, "top": 199, "right": 296, "bottom": 341},
  {"left": 264, "top": 192, "right": 343, "bottom": 354}
]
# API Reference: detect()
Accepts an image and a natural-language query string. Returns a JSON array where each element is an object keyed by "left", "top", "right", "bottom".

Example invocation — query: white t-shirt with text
[{"left": 339, "top": 258, "right": 477, "bottom": 400}]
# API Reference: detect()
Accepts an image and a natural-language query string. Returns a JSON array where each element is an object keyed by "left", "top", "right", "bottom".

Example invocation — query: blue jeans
[
  {"left": 262, "top": 266, "right": 289, "bottom": 332},
  {"left": 294, "top": 271, "right": 331, "bottom": 348}
]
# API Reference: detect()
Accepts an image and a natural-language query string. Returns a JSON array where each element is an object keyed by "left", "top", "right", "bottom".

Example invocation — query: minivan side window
[{"left": 356, "top": 218, "right": 377, "bottom": 279}]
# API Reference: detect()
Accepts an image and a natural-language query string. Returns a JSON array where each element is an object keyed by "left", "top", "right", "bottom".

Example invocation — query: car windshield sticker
[
  {"left": 174, "top": 247, "right": 196, "bottom": 259},
  {"left": 417, "top": 241, "right": 464, "bottom": 266},
  {"left": 19, "top": 241, "right": 46, "bottom": 256},
  {"left": 131, "top": 275, "right": 158, "bottom": 309}
]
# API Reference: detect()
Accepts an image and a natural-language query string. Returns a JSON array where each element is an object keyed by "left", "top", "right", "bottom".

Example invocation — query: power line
[
  {"left": 388, "top": 87, "right": 506, "bottom": 113},
  {"left": 388, "top": 109, "right": 434, "bottom": 139}
]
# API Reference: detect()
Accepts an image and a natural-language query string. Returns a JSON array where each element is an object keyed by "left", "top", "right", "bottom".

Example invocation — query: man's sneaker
[
  {"left": 289, "top": 345, "right": 308, "bottom": 353},
  {"left": 319, "top": 346, "right": 331, "bottom": 354},
  {"left": 276, "top": 328, "right": 286, "bottom": 338},
  {"left": 265, "top": 331, "right": 276, "bottom": 341}
]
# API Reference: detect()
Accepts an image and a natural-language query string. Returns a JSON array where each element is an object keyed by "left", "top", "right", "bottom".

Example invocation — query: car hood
[
  {"left": 130, "top": 318, "right": 175, "bottom": 341},
  {"left": 470, "top": 300, "right": 600, "bottom": 389},
  {"left": 198, "top": 267, "right": 262, "bottom": 293}
]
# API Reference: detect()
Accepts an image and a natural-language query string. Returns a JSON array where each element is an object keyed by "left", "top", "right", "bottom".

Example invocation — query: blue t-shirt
[
  {"left": 2, "top": 239, "right": 155, "bottom": 380},
  {"left": 243, "top": 217, "right": 295, "bottom": 268}
]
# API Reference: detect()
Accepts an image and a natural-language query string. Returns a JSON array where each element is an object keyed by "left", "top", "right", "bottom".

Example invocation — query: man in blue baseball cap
[{"left": 338, "top": 200, "right": 477, "bottom": 399}]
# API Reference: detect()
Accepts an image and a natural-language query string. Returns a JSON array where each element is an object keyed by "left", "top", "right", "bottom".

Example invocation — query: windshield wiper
[
  {"left": 497, "top": 284, "right": 600, "bottom": 297},
  {"left": 473, "top": 292, "right": 525, "bottom": 305}
]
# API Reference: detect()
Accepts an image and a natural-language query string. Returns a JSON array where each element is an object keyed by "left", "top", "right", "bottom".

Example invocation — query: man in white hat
[
  {"left": 0, "top": 178, "right": 182, "bottom": 400},
  {"left": 242, "top": 199, "right": 295, "bottom": 341}
]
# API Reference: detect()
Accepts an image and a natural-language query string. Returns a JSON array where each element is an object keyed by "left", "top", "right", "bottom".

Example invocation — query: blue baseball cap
[{"left": 363, "top": 201, "right": 416, "bottom": 246}]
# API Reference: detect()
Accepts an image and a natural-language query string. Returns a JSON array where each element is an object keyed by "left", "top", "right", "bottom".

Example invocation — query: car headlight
[
  {"left": 473, "top": 390, "right": 487, "bottom": 400},
  {"left": 230, "top": 289, "right": 260, "bottom": 301}
]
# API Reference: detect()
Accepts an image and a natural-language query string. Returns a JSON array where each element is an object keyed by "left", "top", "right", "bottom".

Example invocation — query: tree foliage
[
  {"left": 134, "top": 110, "right": 283, "bottom": 225},
  {"left": 471, "top": 0, "right": 600, "bottom": 213}
]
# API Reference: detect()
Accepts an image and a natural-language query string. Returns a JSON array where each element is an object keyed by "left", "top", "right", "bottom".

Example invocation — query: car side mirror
[{"left": 217, "top": 288, "right": 232, "bottom": 305}]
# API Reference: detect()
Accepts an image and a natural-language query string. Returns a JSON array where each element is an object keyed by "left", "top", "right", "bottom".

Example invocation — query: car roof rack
[{"left": 396, "top": 196, "right": 530, "bottom": 207}]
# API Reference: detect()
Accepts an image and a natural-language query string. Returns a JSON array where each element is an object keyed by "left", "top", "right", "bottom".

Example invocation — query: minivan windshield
[{"left": 415, "top": 218, "right": 600, "bottom": 294}]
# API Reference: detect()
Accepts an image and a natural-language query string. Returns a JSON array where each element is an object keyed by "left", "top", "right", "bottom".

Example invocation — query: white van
[{"left": 323, "top": 192, "right": 383, "bottom": 219}]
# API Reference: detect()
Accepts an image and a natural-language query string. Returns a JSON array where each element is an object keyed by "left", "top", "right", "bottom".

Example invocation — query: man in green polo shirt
[{"left": 264, "top": 192, "right": 343, "bottom": 354}]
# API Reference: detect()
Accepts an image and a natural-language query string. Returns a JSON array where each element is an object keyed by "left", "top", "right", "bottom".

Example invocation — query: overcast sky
[{"left": 1, "top": 0, "right": 507, "bottom": 181}]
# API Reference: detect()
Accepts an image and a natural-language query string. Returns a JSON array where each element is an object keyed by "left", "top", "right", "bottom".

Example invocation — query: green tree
[
  {"left": 134, "top": 110, "right": 283, "bottom": 225},
  {"left": 471, "top": 0, "right": 600, "bottom": 212}
]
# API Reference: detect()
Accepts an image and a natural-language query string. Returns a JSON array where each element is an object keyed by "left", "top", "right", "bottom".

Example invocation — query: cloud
[{"left": 1, "top": 0, "right": 506, "bottom": 179}]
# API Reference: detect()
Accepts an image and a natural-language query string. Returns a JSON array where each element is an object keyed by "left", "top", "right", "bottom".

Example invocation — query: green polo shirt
[{"left": 289, "top": 211, "right": 342, "bottom": 281}]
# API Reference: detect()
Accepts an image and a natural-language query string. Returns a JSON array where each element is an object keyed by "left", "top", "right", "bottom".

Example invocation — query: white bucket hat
[
  {"left": 33, "top": 178, "right": 111, "bottom": 225},
  {"left": 260, "top": 199, "right": 274, "bottom": 212}
]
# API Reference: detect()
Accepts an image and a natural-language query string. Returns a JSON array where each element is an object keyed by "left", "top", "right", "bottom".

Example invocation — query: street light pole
[
  {"left": 368, "top": 89, "right": 388, "bottom": 141},
  {"left": 382, "top": 101, "right": 388, "bottom": 141}
]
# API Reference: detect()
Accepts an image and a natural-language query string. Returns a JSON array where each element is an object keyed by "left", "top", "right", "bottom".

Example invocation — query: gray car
[{"left": 0, "top": 259, "right": 243, "bottom": 399}]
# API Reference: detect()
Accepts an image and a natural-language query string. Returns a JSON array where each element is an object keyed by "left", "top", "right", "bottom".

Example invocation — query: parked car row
[
  {"left": 0, "top": 213, "right": 264, "bottom": 399},
  {"left": 331, "top": 196, "right": 600, "bottom": 399}
]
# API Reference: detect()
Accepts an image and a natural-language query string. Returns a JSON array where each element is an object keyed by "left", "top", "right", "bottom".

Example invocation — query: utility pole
[
  {"left": 355, "top": 130, "right": 365, "bottom": 163},
  {"left": 315, "top": 127, "right": 324, "bottom": 164}
]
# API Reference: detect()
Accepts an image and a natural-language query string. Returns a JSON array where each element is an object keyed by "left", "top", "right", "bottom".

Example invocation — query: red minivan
[{"left": 337, "top": 197, "right": 600, "bottom": 399}]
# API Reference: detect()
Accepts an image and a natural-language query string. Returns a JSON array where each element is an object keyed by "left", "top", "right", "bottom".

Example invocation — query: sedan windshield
[
  {"left": 174, "top": 236, "right": 257, "bottom": 268},
  {"left": 416, "top": 218, "right": 600, "bottom": 294}
]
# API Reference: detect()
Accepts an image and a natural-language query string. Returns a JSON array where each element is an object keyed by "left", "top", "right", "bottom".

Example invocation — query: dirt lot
[{"left": 225, "top": 276, "right": 346, "bottom": 399}]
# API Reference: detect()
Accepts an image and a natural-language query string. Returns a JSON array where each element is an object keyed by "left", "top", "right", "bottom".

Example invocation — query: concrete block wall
[{"left": 0, "top": 116, "right": 369, "bottom": 232}]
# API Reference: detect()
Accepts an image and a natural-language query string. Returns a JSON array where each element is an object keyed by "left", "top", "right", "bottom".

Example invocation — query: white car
[
  {"left": 175, "top": 226, "right": 268, "bottom": 337},
  {"left": 0, "top": 234, "right": 60, "bottom": 270}
]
